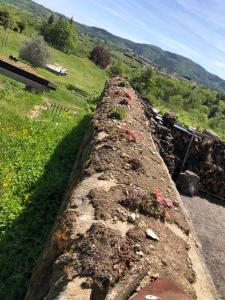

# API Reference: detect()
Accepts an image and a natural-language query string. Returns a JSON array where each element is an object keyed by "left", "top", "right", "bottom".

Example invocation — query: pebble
[
  {"left": 121, "top": 152, "right": 129, "bottom": 158},
  {"left": 160, "top": 178, "right": 165, "bottom": 182},
  {"left": 96, "top": 131, "right": 108, "bottom": 141},
  {"left": 129, "top": 261, "right": 135, "bottom": 268},
  {"left": 128, "top": 213, "right": 136, "bottom": 223},
  {"left": 134, "top": 243, "right": 141, "bottom": 251},
  {"left": 151, "top": 273, "right": 160, "bottom": 280},
  {"left": 124, "top": 163, "right": 130, "bottom": 170},
  {"left": 161, "top": 259, "right": 167, "bottom": 266},
  {"left": 145, "top": 229, "right": 159, "bottom": 241},
  {"left": 150, "top": 245, "right": 155, "bottom": 250},
  {"left": 174, "top": 200, "right": 179, "bottom": 207},
  {"left": 195, "top": 241, "right": 201, "bottom": 248},
  {"left": 136, "top": 250, "right": 144, "bottom": 257},
  {"left": 113, "top": 216, "right": 118, "bottom": 223}
]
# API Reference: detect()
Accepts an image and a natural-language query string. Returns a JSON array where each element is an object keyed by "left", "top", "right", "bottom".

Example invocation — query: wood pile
[
  {"left": 152, "top": 122, "right": 175, "bottom": 175},
  {"left": 180, "top": 133, "right": 225, "bottom": 197},
  {"left": 144, "top": 105, "right": 225, "bottom": 198}
]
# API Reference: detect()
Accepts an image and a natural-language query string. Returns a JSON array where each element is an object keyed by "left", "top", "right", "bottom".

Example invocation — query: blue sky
[{"left": 35, "top": 0, "right": 225, "bottom": 79}]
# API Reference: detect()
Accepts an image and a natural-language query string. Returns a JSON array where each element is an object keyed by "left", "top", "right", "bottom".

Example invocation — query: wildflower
[{"left": 151, "top": 187, "right": 173, "bottom": 208}]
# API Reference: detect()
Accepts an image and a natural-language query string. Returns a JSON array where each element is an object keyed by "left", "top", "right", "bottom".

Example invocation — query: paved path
[{"left": 182, "top": 194, "right": 225, "bottom": 299}]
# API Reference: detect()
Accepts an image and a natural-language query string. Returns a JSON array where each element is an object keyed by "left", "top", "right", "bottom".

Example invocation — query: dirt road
[{"left": 182, "top": 194, "right": 225, "bottom": 299}]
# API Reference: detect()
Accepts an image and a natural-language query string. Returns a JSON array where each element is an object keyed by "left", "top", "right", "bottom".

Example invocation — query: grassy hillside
[
  {"left": 3, "top": 0, "right": 225, "bottom": 91},
  {"left": 0, "top": 27, "right": 107, "bottom": 300}
]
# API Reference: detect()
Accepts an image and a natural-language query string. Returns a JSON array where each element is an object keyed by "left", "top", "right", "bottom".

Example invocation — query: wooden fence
[{"left": 50, "top": 102, "right": 70, "bottom": 116}]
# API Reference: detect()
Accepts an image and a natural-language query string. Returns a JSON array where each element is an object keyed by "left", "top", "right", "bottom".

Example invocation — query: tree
[
  {"left": 17, "top": 20, "right": 26, "bottom": 33},
  {"left": 131, "top": 68, "right": 152, "bottom": 92},
  {"left": 140, "top": 68, "right": 152, "bottom": 90},
  {"left": 41, "top": 17, "right": 77, "bottom": 53},
  {"left": 48, "top": 14, "right": 54, "bottom": 25},
  {"left": 19, "top": 36, "right": 51, "bottom": 68},
  {"left": 0, "top": 8, "right": 10, "bottom": 25},
  {"left": 70, "top": 17, "right": 74, "bottom": 24},
  {"left": 90, "top": 46, "right": 111, "bottom": 68},
  {"left": 3, "top": 18, "right": 10, "bottom": 30}
]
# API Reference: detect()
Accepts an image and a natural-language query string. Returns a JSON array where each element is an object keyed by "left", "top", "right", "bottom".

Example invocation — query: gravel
[{"left": 182, "top": 194, "right": 225, "bottom": 299}]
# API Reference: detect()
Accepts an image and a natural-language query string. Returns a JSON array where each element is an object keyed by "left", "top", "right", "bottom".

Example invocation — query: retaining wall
[{"left": 25, "top": 77, "right": 217, "bottom": 300}]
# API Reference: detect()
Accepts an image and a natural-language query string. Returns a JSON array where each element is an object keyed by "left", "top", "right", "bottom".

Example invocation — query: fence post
[{"left": 180, "top": 133, "right": 195, "bottom": 174}]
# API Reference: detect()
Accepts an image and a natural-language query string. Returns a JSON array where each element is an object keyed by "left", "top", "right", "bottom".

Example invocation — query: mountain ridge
[
  {"left": 2, "top": 0, "right": 225, "bottom": 91},
  {"left": 77, "top": 22, "right": 225, "bottom": 91}
]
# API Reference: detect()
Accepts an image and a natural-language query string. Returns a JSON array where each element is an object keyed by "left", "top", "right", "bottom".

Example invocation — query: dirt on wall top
[{"left": 25, "top": 76, "right": 217, "bottom": 300}]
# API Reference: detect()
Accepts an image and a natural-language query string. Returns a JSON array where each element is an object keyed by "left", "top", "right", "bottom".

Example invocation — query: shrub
[
  {"left": 110, "top": 107, "right": 127, "bottom": 120},
  {"left": 110, "top": 61, "right": 126, "bottom": 75},
  {"left": 90, "top": 46, "right": 111, "bottom": 68},
  {"left": 19, "top": 36, "right": 51, "bottom": 68}
]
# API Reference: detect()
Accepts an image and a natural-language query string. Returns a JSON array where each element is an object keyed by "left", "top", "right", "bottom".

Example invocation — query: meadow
[{"left": 0, "top": 27, "right": 107, "bottom": 299}]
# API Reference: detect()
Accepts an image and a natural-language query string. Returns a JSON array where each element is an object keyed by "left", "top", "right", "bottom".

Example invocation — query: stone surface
[
  {"left": 145, "top": 229, "right": 159, "bottom": 241},
  {"left": 176, "top": 170, "right": 200, "bottom": 196}
]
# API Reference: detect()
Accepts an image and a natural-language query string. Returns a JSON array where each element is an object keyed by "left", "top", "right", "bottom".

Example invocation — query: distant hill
[
  {"left": 76, "top": 24, "right": 225, "bottom": 91},
  {"left": 2, "top": 0, "right": 225, "bottom": 91},
  {"left": 0, "top": 0, "right": 51, "bottom": 16}
]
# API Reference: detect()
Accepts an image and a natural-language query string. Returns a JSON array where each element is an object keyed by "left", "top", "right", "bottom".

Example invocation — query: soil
[
  {"left": 25, "top": 76, "right": 216, "bottom": 300},
  {"left": 27, "top": 98, "right": 51, "bottom": 119}
]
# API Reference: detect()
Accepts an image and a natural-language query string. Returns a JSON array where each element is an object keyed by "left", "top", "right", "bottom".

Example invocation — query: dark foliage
[{"left": 90, "top": 46, "right": 111, "bottom": 68}]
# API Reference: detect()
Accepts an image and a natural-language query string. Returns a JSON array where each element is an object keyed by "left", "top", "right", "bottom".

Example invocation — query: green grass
[
  {"left": 0, "top": 26, "right": 107, "bottom": 299},
  {"left": 0, "top": 27, "right": 107, "bottom": 103}
]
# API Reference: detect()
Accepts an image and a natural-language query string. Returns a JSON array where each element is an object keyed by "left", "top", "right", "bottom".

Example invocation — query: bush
[
  {"left": 19, "top": 36, "right": 51, "bottom": 68},
  {"left": 90, "top": 46, "right": 111, "bottom": 68},
  {"left": 110, "top": 107, "right": 127, "bottom": 120},
  {"left": 131, "top": 68, "right": 152, "bottom": 93},
  {"left": 110, "top": 61, "right": 126, "bottom": 75}
]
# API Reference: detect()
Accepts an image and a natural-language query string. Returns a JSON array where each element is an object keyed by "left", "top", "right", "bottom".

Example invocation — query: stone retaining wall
[{"left": 25, "top": 77, "right": 217, "bottom": 300}]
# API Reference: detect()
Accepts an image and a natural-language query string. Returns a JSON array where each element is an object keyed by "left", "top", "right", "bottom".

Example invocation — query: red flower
[{"left": 151, "top": 188, "right": 173, "bottom": 207}]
